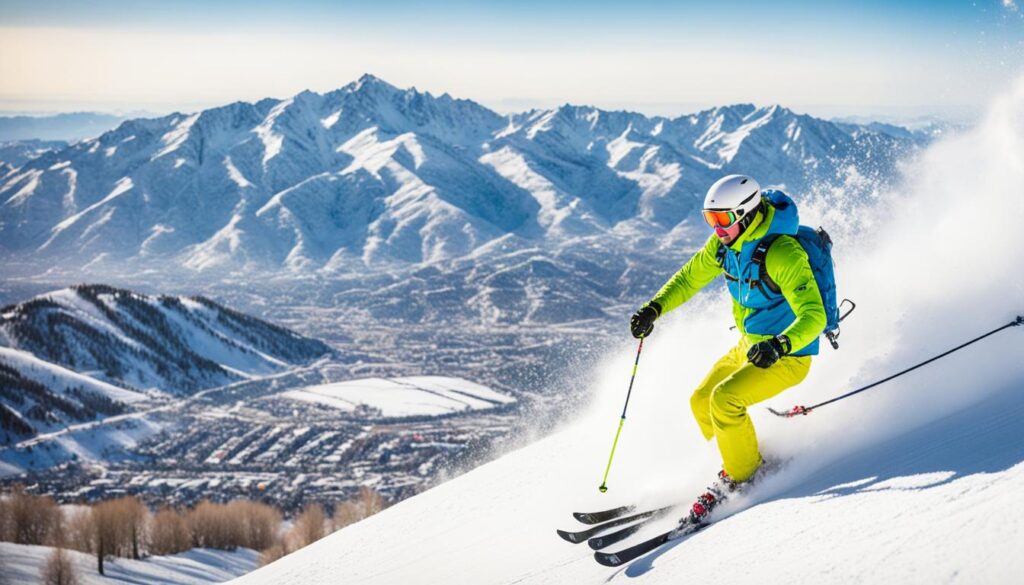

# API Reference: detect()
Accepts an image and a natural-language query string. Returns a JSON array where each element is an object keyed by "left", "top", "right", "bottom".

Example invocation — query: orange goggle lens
[{"left": 702, "top": 210, "right": 737, "bottom": 228}]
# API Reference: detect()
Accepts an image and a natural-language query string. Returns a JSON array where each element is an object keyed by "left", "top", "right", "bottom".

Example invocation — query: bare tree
[
  {"left": 149, "top": 507, "right": 191, "bottom": 555},
  {"left": 40, "top": 547, "right": 79, "bottom": 585},
  {"left": 6, "top": 486, "right": 61, "bottom": 545},
  {"left": 0, "top": 495, "right": 10, "bottom": 543},
  {"left": 117, "top": 496, "right": 148, "bottom": 559},
  {"left": 333, "top": 487, "right": 386, "bottom": 530},
  {"left": 290, "top": 503, "right": 325, "bottom": 550},
  {"left": 64, "top": 508, "right": 94, "bottom": 554},
  {"left": 228, "top": 500, "right": 281, "bottom": 551},
  {"left": 187, "top": 500, "right": 247, "bottom": 550},
  {"left": 91, "top": 499, "right": 121, "bottom": 575},
  {"left": 258, "top": 542, "right": 287, "bottom": 567}
]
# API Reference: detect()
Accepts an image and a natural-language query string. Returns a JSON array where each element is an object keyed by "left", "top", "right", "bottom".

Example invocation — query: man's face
[{"left": 714, "top": 221, "right": 743, "bottom": 245}]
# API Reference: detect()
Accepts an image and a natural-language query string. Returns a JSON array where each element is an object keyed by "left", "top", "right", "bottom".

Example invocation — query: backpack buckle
[{"left": 825, "top": 299, "right": 857, "bottom": 350}]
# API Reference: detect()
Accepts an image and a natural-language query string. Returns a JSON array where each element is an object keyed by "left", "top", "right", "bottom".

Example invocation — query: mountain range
[
  {"left": 0, "top": 140, "right": 68, "bottom": 168},
  {"left": 0, "top": 74, "right": 929, "bottom": 277},
  {"left": 0, "top": 112, "right": 129, "bottom": 142}
]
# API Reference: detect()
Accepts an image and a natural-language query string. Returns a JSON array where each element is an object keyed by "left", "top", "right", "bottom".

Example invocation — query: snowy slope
[
  {"left": 0, "top": 283, "right": 333, "bottom": 462},
  {"left": 233, "top": 388, "right": 1024, "bottom": 585},
  {"left": 0, "top": 139, "right": 67, "bottom": 168},
  {"left": 0, "top": 345, "right": 148, "bottom": 444},
  {"left": 0, "top": 346, "right": 146, "bottom": 406},
  {"left": 231, "top": 79, "right": 1024, "bottom": 585},
  {"left": 0, "top": 542, "right": 257, "bottom": 585},
  {"left": 0, "top": 284, "right": 332, "bottom": 394}
]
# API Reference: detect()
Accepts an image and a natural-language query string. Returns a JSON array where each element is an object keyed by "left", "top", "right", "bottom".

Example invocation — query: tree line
[{"left": 0, "top": 485, "right": 387, "bottom": 583}]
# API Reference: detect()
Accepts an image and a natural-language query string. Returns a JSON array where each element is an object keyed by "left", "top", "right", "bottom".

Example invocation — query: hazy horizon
[
  {"left": 2, "top": 1, "right": 1021, "bottom": 123},
  {"left": 0, "top": 72, "right": 983, "bottom": 125}
]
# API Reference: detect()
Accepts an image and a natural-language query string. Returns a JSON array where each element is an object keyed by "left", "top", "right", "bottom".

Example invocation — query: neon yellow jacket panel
[{"left": 649, "top": 205, "right": 827, "bottom": 353}]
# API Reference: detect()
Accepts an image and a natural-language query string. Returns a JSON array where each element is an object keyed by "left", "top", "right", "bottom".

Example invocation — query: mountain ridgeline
[
  {"left": 0, "top": 284, "right": 332, "bottom": 443},
  {"left": 0, "top": 284, "right": 332, "bottom": 395},
  {"left": 0, "top": 75, "right": 929, "bottom": 275}
]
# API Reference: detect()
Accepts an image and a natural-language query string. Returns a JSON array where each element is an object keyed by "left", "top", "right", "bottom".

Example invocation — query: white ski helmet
[{"left": 702, "top": 174, "right": 762, "bottom": 231}]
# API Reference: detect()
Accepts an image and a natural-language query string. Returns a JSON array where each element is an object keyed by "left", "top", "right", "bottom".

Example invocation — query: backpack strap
[
  {"left": 749, "top": 234, "right": 782, "bottom": 294},
  {"left": 714, "top": 240, "right": 740, "bottom": 282}
]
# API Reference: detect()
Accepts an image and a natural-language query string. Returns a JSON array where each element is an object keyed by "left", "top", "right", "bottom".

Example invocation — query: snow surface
[
  {"left": 152, "top": 112, "right": 199, "bottom": 160},
  {"left": 254, "top": 98, "right": 292, "bottom": 167},
  {"left": 232, "top": 79, "right": 1024, "bottom": 584},
  {"left": 0, "top": 542, "right": 257, "bottom": 585},
  {"left": 235, "top": 388, "right": 1024, "bottom": 585},
  {"left": 47, "top": 177, "right": 133, "bottom": 240},
  {"left": 224, "top": 155, "right": 253, "bottom": 188},
  {"left": 280, "top": 375, "right": 514, "bottom": 417}
]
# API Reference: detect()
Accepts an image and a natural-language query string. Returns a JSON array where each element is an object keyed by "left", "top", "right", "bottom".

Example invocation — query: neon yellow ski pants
[{"left": 690, "top": 340, "right": 811, "bottom": 482}]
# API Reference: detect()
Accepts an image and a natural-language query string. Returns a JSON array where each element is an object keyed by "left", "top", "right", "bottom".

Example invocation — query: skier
[{"left": 629, "top": 174, "right": 826, "bottom": 521}]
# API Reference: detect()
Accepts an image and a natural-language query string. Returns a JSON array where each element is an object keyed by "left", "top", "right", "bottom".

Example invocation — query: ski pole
[
  {"left": 770, "top": 315, "right": 1024, "bottom": 418},
  {"left": 599, "top": 337, "right": 645, "bottom": 493}
]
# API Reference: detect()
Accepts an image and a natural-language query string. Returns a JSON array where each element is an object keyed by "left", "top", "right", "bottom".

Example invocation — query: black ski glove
[
  {"left": 629, "top": 302, "right": 661, "bottom": 339},
  {"left": 747, "top": 335, "right": 792, "bottom": 368}
]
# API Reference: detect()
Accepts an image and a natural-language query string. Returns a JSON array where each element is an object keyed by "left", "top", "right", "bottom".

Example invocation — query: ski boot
[
  {"left": 670, "top": 459, "right": 780, "bottom": 538},
  {"left": 689, "top": 469, "right": 735, "bottom": 523},
  {"left": 667, "top": 469, "right": 733, "bottom": 538}
]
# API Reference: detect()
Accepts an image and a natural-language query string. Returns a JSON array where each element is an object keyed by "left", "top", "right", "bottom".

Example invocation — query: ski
[
  {"left": 572, "top": 505, "right": 635, "bottom": 525},
  {"left": 587, "top": 519, "right": 647, "bottom": 550},
  {"left": 593, "top": 520, "right": 707, "bottom": 567},
  {"left": 556, "top": 506, "right": 672, "bottom": 544},
  {"left": 591, "top": 462, "right": 784, "bottom": 565},
  {"left": 586, "top": 504, "right": 676, "bottom": 549}
]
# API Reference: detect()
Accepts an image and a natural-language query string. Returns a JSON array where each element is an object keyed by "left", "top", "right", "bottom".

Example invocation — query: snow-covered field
[
  {"left": 0, "top": 542, "right": 257, "bottom": 585},
  {"left": 280, "top": 375, "right": 515, "bottom": 417},
  {"left": 231, "top": 79, "right": 1024, "bottom": 584}
]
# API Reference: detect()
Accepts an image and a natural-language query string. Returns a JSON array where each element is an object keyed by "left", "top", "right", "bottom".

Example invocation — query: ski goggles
[{"left": 702, "top": 209, "right": 738, "bottom": 228}]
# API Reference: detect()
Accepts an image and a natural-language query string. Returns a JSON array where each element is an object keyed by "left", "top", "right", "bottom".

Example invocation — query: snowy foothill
[
  {"left": 232, "top": 79, "right": 1024, "bottom": 584},
  {"left": 0, "top": 542, "right": 258, "bottom": 585},
  {"left": 0, "top": 285, "right": 330, "bottom": 396},
  {"left": 0, "top": 284, "right": 333, "bottom": 478},
  {"left": 0, "top": 412, "right": 164, "bottom": 478},
  {"left": 0, "top": 346, "right": 148, "bottom": 407},
  {"left": 279, "top": 375, "right": 515, "bottom": 417}
]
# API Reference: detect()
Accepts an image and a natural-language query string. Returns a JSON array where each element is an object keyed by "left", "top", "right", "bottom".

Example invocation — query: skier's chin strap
[{"left": 769, "top": 314, "right": 1024, "bottom": 419}]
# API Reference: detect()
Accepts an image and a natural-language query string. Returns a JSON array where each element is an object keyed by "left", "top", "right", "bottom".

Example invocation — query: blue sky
[{"left": 1, "top": 0, "right": 1021, "bottom": 119}]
